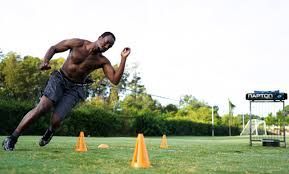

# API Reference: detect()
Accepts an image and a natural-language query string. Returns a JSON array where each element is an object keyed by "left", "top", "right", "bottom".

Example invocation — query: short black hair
[{"left": 100, "top": 32, "right": 116, "bottom": 42}]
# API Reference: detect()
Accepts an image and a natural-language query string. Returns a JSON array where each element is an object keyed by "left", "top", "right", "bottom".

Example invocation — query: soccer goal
[
  {"left": 240, "top": 119, "right": 267, "bottom": 136},
  {"left": 245, "top": 90, "right": 287, "bottom": 147}
]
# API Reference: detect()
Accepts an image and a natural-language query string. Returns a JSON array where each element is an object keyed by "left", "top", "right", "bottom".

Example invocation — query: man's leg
[
  {"left": 39, "top": 112, "right": 62, "bottom": 147},
  {"left": 39, "top": 81, "right": 85, "bottom": 147},
  {"left": 39, "top": 91, "right": 81, "bottom": 147},
  {"left": 2, "top": 96, "right": 53, "bottom": 151}
]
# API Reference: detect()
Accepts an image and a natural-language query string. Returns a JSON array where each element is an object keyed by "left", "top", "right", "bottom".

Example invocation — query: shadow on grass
[{"left": 15, "top": 148, "right": 33, "bottom": 152}]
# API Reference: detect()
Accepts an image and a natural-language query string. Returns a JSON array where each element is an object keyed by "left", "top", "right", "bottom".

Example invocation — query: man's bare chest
[{"left": 69, "top": 48, "right": 104, "bottom": 67}]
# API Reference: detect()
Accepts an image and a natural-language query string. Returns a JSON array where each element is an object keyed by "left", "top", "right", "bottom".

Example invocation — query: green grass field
[{"left": 1, "top": 136, "right": 289, "bottom": 174}]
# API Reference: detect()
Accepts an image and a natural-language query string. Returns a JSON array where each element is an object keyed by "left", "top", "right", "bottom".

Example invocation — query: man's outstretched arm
[
  {"left": 103, "top": 47, "right": 131, "bottom": 85},
  {"left": 40, "top": 38, "right": 83, "bottom": 70}
]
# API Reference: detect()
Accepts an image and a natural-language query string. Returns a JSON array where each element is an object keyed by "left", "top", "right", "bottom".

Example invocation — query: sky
[{"left": 1, "top": 0, "right": 289, "bottom": 115}]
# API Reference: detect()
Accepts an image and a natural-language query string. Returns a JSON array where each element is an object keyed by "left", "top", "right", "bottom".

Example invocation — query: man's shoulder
[
  {"left": 99, "top": 54, "right": 110, "bottom": 62},
  {"left": 96, "top": 54, "right": 110, "bottom": 65},
  {"left": 67, "top": 38, "right": 88, "bottom": 47}
]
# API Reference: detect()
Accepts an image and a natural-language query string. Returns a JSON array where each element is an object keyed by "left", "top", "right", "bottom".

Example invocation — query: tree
[
  {"left": 121, "top": 93, "right": 160, "bottom": 114},
  {"left": 106, "top": 67, "right": 130, "bottom": 110},
  {"left": 163, "top": 104, "right": 178, "bottom": 114},
  {"left": 1, "top": 52, "right": 20, "bottom": 98},
  {"left": 179, "top": 95, "right": 207, "bottom": 109},
  {"left": 176, "top": 95, "right": 215, "bottom": 123},
  {"left": 128, "top": 72, "right": 145, "bottom": 98},
  {"left": 87, "top": 65, "right": 130, "bottom": 110},
  {"left": 119, "top": 70, "right": 161, "bottom": 114},
  {"left": 0, "top": 54, "right": 64, "bottom": 101},
  {"left": 0, "top": 48, "right": 4, "bottom": 60},
  {"left": 265, "top": 113, "right": 276, "bottom": 126}
]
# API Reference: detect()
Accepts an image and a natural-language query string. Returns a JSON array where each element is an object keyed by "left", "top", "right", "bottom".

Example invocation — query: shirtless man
[{"left": 2, "top": 32, "right": 131, "bottom": 151}]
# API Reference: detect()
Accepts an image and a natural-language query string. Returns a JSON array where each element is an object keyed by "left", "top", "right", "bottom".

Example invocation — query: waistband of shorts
[{"left": 59, "top": 69, "right": 86, "bottom": 85}]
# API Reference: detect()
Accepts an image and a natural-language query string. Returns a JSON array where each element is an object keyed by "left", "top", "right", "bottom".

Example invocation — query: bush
[
  {"left": 132, "top": 114, "right": 240, "bottom": 136},
  {"left": 0, "top": 99, "right": 240, "bottom": 136},
  {"left": 59, "top": 105, "right": 125, "bottom": 136},
  {"left": 0, "top": 99, "right": 50, "bottom": 135},
  {"left": 133, "top": 112, "right": 167, "bottom": 136}
]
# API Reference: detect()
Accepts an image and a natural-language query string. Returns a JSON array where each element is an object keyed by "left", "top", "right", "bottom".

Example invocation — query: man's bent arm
[
  {"left": 44, "top": 39, "right": 83, "bottom": 63},
  {"left": 103, "top": 57, "right": 127, "bottom": 85},
  {"left": 103, "top": 47, "right": 130, "bottom": 85}
]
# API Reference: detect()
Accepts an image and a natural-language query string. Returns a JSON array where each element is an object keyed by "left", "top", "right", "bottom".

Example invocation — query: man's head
[{"left": 96, "top": 32, "right": 116, "bottom": 53}]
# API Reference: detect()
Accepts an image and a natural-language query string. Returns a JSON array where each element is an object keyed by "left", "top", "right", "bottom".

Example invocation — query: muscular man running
[{"left": 2, "top": 32, "right": 130, "bottom": 151}]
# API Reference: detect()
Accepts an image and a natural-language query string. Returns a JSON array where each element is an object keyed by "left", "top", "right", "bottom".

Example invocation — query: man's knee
[{"left": 35, "top": 96, "right": 53, "bottom": 115}]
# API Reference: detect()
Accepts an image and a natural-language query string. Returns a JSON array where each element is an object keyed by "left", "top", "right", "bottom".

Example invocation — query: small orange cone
[
  {"left": 131, "top": 133, "right": 151, "bottom": 168},
  {"left": 75, "top": 131, "right": 87, "bottom": 152},
  {"left": 160, "top": 134, "right": 168, "bottom": 149}
]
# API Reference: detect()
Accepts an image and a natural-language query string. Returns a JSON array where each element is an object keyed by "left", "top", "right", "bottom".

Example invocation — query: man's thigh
[{"left": 54, "top": 87, "right": 84, "bottom": 119}]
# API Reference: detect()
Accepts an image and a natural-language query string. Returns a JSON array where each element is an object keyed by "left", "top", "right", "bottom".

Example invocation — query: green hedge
[
  {"left": 0, "top": 99, "right": 240, "bottom": 136},
  {"left": 134, "top": 114, "right": 240, "bottom": 136},
  {"left": 59, "top": 106, "right": 127, "bottom": 136},
  {"left": 0, "top": 99, "right": 50, "bottom": 135}
]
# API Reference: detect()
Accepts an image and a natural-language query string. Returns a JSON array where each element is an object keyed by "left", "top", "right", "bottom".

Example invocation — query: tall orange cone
[
  {"left": 75, "top": 131, "right": 87, "bottom": 152},
  {"left": 131, "top": 134, "right": 151, "bottom": 168},
  {"left": 160, "top": 134, "right": 168, "bottom": 149}
]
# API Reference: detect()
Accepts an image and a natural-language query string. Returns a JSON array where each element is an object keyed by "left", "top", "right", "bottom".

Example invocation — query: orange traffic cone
[
  {"left": 160, "top": 134, "right": 168, "bottom": 149},
  {"left": 75, "top": 131, "right": 87, "bottom": 152},
  {"left": 131, "top": 133, "right": 151, "bottom": 168}
]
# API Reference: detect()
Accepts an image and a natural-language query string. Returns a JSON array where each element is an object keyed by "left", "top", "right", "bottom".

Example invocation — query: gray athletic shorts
[{"left": 43, "top": 70, "right": 86, "bottom": 120}]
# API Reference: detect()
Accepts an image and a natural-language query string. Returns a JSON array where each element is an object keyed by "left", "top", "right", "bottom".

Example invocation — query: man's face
[{"left": 97, "top": 35, "right": 115, "bottom": 53}]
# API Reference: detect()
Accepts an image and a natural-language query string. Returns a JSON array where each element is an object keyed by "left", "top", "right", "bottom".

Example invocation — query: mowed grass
[{"left": 1, "top": 136, "right": 289, "bottom": 174}]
